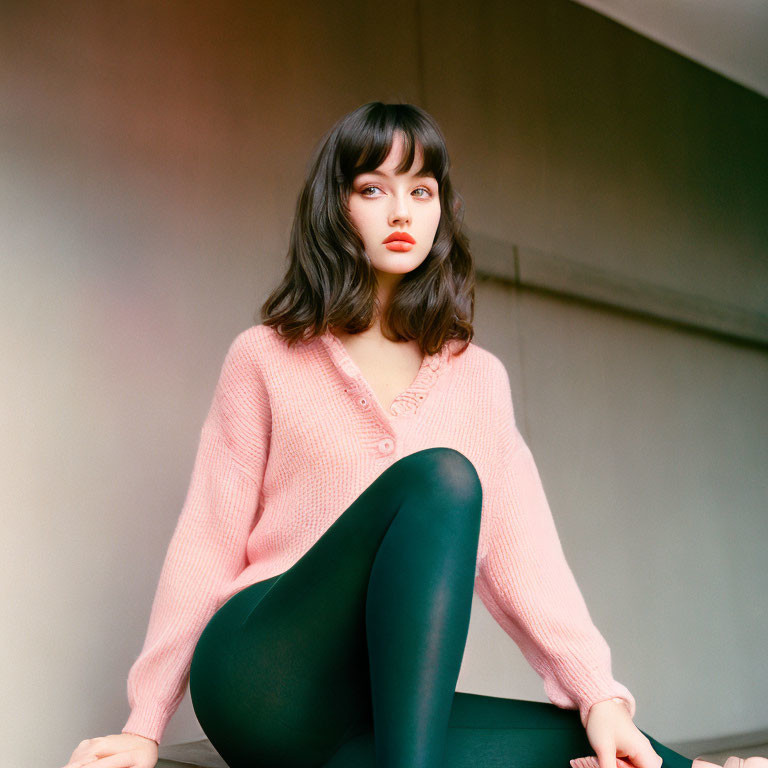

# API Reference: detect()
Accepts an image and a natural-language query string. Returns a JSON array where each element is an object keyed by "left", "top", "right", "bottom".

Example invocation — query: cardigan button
[
  {"left": 358, "top": 396, "right": 370, "bottom": 409},
  {"left": 378, "top": 438, "right": 394, "bottom": 454},
  {"left": 428, "top": 357, "right": 440, "bottom": 371}
]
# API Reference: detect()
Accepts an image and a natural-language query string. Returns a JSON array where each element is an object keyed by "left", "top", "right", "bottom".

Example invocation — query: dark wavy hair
[{"left": 259, "top": 101, "right": 475, "bottom": 356}]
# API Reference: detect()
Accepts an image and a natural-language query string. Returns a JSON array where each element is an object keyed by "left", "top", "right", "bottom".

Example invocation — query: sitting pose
[{"left": 61, "top": 102, "right": 767, "bottom": 768}]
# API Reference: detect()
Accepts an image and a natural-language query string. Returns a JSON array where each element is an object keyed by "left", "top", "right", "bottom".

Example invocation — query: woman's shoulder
[
  {"left": 213, "top": 325, "right": 282, "bottom": 386},
  {"left": 226, "top": 323, "right": 290, "bottom": 360},
  {"left": 451, "top": 338, "right": 508, "bottom": 382}
]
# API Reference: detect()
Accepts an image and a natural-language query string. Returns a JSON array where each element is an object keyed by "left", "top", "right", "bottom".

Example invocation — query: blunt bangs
[{"left": 336, "top": 103, "right": 449, "bottom": 188}]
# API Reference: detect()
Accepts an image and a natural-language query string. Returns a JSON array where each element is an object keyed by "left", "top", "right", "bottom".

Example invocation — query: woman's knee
[{"left": 395, "top": 447, "right": 483, "bottom": 510}]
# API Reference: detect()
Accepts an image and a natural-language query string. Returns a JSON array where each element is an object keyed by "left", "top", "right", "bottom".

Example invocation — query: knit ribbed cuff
[{"left": 122, "top": 701, "right": 172, "bottom": 745}]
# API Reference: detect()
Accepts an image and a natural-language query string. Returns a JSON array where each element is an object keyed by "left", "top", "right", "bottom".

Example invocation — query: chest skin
[{"left": 334, "top": 333, "right": 425, "bottom": 413}]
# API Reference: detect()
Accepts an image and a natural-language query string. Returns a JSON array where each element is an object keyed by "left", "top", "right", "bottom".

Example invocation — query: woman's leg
[
  {"left": 190, "top": 446, "right": 484, "bottom": 768},
  {"left": 325, "top": 692, "right": 694, "bottom": 768},
  {"left": 190, "top": 445, "right": 694, "bottom": 768}
]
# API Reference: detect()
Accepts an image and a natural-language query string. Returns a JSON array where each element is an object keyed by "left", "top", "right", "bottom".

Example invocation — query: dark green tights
[{"left": 189, "top": 447, "right": 692, "bottom": 768}]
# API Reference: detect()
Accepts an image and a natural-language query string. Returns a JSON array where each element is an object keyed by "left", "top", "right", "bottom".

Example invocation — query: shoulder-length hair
[{"left": 259, "top": 101, "right": 475, "bottom": 356}]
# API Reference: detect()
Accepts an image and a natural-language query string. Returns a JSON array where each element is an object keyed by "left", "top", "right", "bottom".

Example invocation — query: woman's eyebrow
[{"left": 363, "top": 169, "right": 436, "bottom": 180}]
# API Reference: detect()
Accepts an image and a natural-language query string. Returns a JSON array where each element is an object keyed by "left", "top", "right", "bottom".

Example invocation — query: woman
[{"left": 61, "top": 103, "right": 765, "bottom": 768}]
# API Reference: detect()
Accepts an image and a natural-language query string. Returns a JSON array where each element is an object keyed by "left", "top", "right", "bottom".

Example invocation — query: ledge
[
  {"left": 468, "top": 229, "right": 768, "bottom": 349},
  {"left": 156, "top": 731, "right": 768, "bottom": 767}
]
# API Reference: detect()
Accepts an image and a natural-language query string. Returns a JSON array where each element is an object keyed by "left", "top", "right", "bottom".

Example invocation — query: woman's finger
[
  {"left": 61, "top": 758, "right": 99, "bottom": 768},
  {"left": 595, "top": 745, "right": 619, "bottom": 768},
  {"left": 73, "top": 752, "right": 140, "bottom": 768},
  {"left": 624, "top": 736, "right": 663, "bottom": 768},
  {"left": 62, "top": 738, "right": 103, "bottom": 767},
  {"left": 621, "top": 740, "right": 663, "bottom": 768},
  {"left": 642, "top": 746, "right": 664, "bottom": 768}
]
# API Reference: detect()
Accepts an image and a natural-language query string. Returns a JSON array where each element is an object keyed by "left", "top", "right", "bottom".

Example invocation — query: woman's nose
[{"left": 388, "top": 193, "right": 412, "bottom": 225}]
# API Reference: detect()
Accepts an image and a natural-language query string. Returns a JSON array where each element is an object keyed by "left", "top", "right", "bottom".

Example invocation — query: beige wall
[
  {"left": 2, "top": 1, "right": 766, "bottom": 767},
  {"left": 468, "top": 282, "right": 768, "bottom": 737}
]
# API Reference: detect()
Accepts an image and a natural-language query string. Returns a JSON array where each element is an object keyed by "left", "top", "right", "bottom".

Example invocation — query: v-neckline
[{"left": 318, "top": 328, "right": 452, "bottom": 419}]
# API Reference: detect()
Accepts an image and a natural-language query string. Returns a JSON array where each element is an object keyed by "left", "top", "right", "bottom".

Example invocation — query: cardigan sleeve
[
  {"left": 121, "top": 329, "right": 271, "bottom": 745},
  {"left": 474, "top": 356, "right": 636, "bottom": 729}
]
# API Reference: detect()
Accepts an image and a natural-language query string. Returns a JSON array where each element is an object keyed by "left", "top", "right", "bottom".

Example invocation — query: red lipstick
[{"left": 382, "top": 231, "right": 416, "bottom": 244}]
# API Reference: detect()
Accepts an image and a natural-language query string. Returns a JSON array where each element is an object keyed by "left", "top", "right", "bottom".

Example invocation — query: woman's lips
[
  {"left": 384, "top": 241, "right": 414, "bottom": 251},
  {"left": 383, "top": 231, "right": 416, "bottom": 244}
]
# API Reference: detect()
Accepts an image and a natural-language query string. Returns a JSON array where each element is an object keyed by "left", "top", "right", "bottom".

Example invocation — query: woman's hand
[
  {"left": 583, "top": 699, "right": 663, "bottom": 768},
  {"left": 60, "top": 732, "right": 158, "bottom": 768}
]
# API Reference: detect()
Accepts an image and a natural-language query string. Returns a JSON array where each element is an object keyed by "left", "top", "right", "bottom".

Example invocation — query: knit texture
[{"left": 122, "top": 324, "right": 636, "bottom": 744}]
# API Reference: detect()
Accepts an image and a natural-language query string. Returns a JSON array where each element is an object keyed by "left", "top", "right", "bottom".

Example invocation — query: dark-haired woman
[{"left": 61, "top": 103, "right": 766, "bottom": 768}]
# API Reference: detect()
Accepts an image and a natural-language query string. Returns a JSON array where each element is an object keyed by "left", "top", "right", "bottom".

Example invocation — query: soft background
[{"left": 1, "top": 2, "right": 766, "bottom": 767}]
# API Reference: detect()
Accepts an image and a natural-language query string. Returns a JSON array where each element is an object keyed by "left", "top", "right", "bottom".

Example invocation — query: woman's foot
[{"left": 693, "top": 757, "right": 768, "bottom": 768}]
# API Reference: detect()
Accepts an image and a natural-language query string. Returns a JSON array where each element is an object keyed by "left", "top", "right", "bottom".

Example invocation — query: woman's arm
[
  {"left": 121, "top": 329, "right": 272, "bottom": 744},
  {"left": 474, "top": 355, "right": 635, "bottom": 729}
]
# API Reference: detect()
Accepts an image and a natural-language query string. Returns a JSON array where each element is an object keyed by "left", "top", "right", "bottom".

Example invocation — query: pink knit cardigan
[{"left": 121, "top": 324, "right": 636, "bottom": 744}]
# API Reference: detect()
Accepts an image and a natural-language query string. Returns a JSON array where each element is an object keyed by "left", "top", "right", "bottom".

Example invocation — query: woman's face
[{"left": 347, "top": 132, "right": 441, "bottom": 283}]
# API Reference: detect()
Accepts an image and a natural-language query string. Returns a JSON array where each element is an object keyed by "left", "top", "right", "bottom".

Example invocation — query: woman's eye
[{"left": 359, "top": 185, "right": 434, "bottom": 197}]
